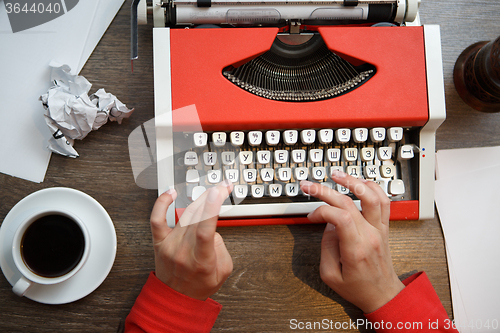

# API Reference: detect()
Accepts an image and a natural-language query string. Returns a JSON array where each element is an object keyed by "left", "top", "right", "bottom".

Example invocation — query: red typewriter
[{"left": 131, "top": 0, "right": 446, "bottom": 227}]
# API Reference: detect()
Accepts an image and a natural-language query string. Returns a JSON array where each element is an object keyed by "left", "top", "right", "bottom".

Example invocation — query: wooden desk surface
[{"left": 1, "top": 0, "right": 499, "bottom": 331}]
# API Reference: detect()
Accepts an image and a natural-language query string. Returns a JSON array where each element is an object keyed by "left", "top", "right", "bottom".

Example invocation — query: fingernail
[
  {"left": 325, "top": 223, "right": 336, "bottom": 231},
  {"left": 165, "top": 188, "right": 177, "bottom": 201},
  {"left": 207, "top": 187, "right": 220, "bottom": 204},
  {"left": 332, "top": 170, "right": 347, "bottom": 179},
  {"left": 360, "top": 178, "right": 368, "bottom": 183},
  {"left": 221, "top": 179, "right": 232, "bottom": 188},
  {"left": 300, "top": 180, "right": 314, "bottom": 188}
]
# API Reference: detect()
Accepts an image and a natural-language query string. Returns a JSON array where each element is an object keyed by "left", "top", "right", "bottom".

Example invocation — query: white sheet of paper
[
  {"left": 0, "top": 0, "right": 125, "bottom": 182},
  {"left": 435, "top": 148, "right": 500, "bottom": 332},
  {"left": 436, "top": 146, "right": 500, "bottom": 181}
]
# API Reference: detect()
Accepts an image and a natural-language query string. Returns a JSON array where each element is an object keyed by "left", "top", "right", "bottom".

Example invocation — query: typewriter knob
[{"left": 454, "top": 36, "right": 500, "bottom": 112}]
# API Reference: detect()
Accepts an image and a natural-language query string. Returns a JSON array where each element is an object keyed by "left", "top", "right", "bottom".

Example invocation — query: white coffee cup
[{"left": 11, "top": 209, "right": 90, "bottom": 297}]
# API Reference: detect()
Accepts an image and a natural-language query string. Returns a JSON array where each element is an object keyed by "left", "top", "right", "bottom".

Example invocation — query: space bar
[{"left": 218, "top": 201, "right": 362, "bottom": 219}]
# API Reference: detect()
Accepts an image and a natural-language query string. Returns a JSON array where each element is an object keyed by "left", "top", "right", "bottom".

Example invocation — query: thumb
[
  {"left": 150, "top": 189, "right": 176, "bottom": 245},
  {"left": 320, "top": 223, "right": 342, "bottom": 283}
]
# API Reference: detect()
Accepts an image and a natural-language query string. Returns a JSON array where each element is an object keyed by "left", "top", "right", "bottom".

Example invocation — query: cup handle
[{"left": 12, "top": 276, "right": 32, "bottom": 297}]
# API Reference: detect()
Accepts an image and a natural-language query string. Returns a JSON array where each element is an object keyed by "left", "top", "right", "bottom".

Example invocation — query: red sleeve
[
  {"left": 125, "top": 272, "right": 222, "bottom": 333},
  {"left": 364, "top": 271, "right": 459, "bottom": 332}
]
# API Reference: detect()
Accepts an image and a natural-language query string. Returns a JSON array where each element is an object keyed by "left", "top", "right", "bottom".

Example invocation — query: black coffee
[{"left": 21, "top": 214, "right": 85, "bottom": 278}]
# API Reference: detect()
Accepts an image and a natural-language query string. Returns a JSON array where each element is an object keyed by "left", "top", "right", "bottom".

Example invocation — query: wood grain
[{"left": 1, "top": 0, "right": 499, "bottom": 331}]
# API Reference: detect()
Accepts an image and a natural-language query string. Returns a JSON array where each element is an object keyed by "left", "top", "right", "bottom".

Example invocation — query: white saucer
[{"left": 0, "top": 187, "right": 116, "bottom": 304}]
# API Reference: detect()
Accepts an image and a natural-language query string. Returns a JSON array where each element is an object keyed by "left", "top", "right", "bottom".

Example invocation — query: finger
[
  {"left": 181, "top": 180, "right": 232, "bottom": 228},
  {"left": 330, "top": 171, "right": 382, "bottom": 227},
  {"left": 179, "top": 186, "right": 211, "bottom": 228},
  {"left": 364, "top": 180, "right": 391, "bottom": 227},
  {"left": 213, "top": 232, "right": 233, "bottom": 279},
  {"left": 198, "top": 180, "right": 233, "bottom": 227},
  {"left": 300, "top": 180, "right": 360, "bottom": 217},
  {"left": 320, "top": 223, "right": 342, "bottom": 286},
  {"left": 150, "top": 189, "right": 177, "bottom": 245},
  {"left": 193, "top": 181, "right": 232, "bottom": 263},
  {"left": 307, "top": 204, "right": 360, "bottom": 247}
]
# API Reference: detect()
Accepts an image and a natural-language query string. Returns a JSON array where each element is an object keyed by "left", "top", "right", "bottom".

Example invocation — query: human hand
[
  {"left": 300, "top": 171, "right": 405, "bottom": 314},
  {"left": 149, "top": 180, "right": 234, "bottom": 301}
]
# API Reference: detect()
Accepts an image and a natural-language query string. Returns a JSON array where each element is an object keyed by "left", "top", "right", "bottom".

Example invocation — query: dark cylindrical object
[{"left": 454, "top": 36, "right": 500, "bottom": 112}]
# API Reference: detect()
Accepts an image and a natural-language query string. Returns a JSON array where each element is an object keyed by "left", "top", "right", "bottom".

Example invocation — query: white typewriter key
[
  {"left": 225, "top": 169, "right": 239, "bottom": 183},
  {"left": 193, "top": 132, "right": 208, "bottom": 147},
  {"left": 312, "top": 166, "right": 326, "bottom": 180},
  {"left": 269, "top": 184, "right": 282, "bottom": 197},
  {"left": 292, "top": 150, "right": 306, "bottom": 164},
  {"left": 257, "top": 150, "right": 271, "bottom": 165},
  {"left": 212, "top": 132, "right": 227, "bottom": 146},
  {"left": 251, "top": 185, "right": 265, "bottom": 198},
  {"left": 388, "top": 127, "right": 404, "bottom": 142},
  {"left": 186, "top": 169, "right": 200, "bottom": 183},
  {"left": 221, "top": 152, "right": 235, "bottom": 165},
  {"left": 260, "top": 168, "right": 274, "bottom": 182},
  {"left": 191, "top": 186, "right": 206, "bottom": 201},
  {"left": 184, "top": 151, "right": 198, "bottom": 166},
  {"left": 344, "top": 148, "right": 358, "bottom": 162},
  {"left": 346, "top": 165, "right": 361, "bottom": 178},
  {"left": 389, "top": 179, "right": 405, "bottom": 195},
  {"left": 277, "top": 168, "right": 292, "bottom": 182},
  {"left": 207, "top": 170, "right": 222, "bottom": 184},
  {"left": 248, "top": 131, "right": 263, "bottom": 146},
  {"left": 243, "top": 169, "right": 257, "bottom": 183},
  {"left": 309, "top": 149, "right": 323, "bottom": 163},
  {"left": 285, "top": 183, "right": 299, "bottom": 197},
  {"left": 319, "top": 129, "right": 334, "bottom": 144},
  {"left": 329, "top": 166, "right": 344, "bottom": 178},
  {"left": 380, "top": 164, "right": 396, "bottom": 178},
  {"left": 370, "top": 127, "right": 386, "bottom": 142},
  {"left": 295, "top": 167, "right": 309, "bottom": 180},
  {"left": 266, "top": 130, "right": 280, "bottom": 145},
  {"left": 239, "top": 151, "right": 253, "bottom": 165},
  {"left": 230, "top": 131, "right": 245, "bottom": 146},
  {"left": 284, "top": 130, "right": 298, "bottom": 145},
  {"left": 378, "top": 147, "right": 393, "bottom": 160},
  {"left": 364, "top": 165, "right": 379, "bottom": 179},
  {"left": 353, "top": 128, "right": 368, "bottom": 143},
  {"left": 234, "top": 185, "right": 248, "bottom": 199},
  {"left": 274, "top": 150, "right": 288, "bottom": 164},
  {"left": 203, "top": 152, "right": 217, "bottom": 166},
  {"left": 361, "top": 147, "right": 375, "bottom": 161},
  {"left": 336, "top": 183, "right": 349, "bottom": 195},
  {"left": 335, "top": 129, "right": 351, "bottom": 143},
  {"left": 300, "top": 129, "right": 316, "bottom": 145},
  {"left": 326, "top": 148, "right": 341, "bottom": 162},
  {"left": 399, "top": 145, "right": 415, "bottom": 160}
]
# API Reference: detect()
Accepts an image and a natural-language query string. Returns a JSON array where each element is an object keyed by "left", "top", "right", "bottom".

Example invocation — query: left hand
[{"left": 149, "top": 180, "right": 234, "bottom": 301}]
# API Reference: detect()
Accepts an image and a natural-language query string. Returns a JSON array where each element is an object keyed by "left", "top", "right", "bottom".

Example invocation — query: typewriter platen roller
[{"left": 132, "top": 0, "right": 446, "bottom": 227}]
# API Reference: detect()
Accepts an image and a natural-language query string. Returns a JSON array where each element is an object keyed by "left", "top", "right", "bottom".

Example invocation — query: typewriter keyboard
[{"left": 172, "top": 127, "right": 418, "bottom": 216}]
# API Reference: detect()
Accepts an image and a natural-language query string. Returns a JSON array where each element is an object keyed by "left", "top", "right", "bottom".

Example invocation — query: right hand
[{"left": 300, "top": 171, "right": 405, "bottom": 314}]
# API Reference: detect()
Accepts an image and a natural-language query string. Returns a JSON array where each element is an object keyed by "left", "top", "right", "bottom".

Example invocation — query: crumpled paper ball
[{"left": 40, "top": 62, "right": 134, "bottom": 157}]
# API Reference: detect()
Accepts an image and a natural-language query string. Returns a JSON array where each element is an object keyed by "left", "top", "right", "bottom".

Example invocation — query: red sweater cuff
[
  {"left": 363, "top": 272, "right": 457, "bottom": 333},
  {"left": 125, "top": 272, "right": 222, "bottom": 333}
]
